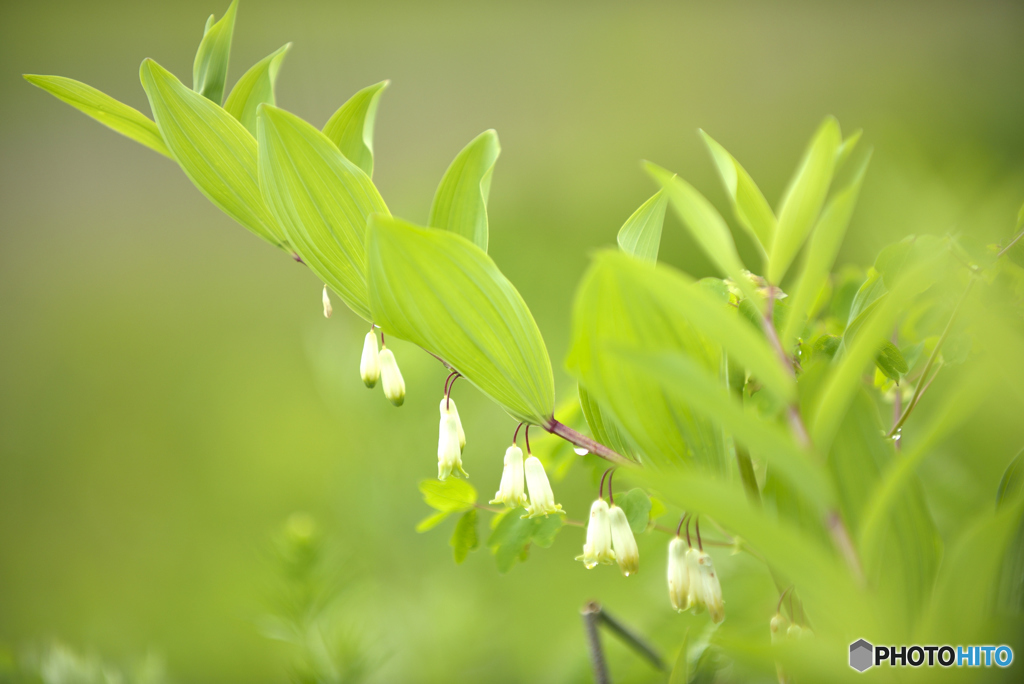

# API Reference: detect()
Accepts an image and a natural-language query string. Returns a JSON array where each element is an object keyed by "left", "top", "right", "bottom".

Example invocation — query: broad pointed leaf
[
  {"left": 257, "top": 104, "right": 389, "bottom": 321},
  {"left": 768, "top": 117, "right": 841, "bottom": 284},
  {"left": 700, "top": 130, "right": 776, "bottom": 256},
  {"left": 192, "top": 0, "right": 237, "bottom": 105},
  {"left": 140, "top": 58, "right": 285, "bottom": 247},
  {"left": 322, "top": 80, "right": 389, "bottom": 178},
  {"left": 223, "top": 43, "right": 291, "bottom": 135},
  {"left": 428, "top": 129, "right": 500, "bottom": 252},
  {"left": 24, "top": 75, "right": 171, "bottom": 158},
  {"left": 781, "top": 151, "right": 871, "bottom": 350},
  {"left": 366, "top": 215, "right": 554, "bottom": 425},
  {"left": 616, "top": 189, "right": 668, "bottom": 263}
]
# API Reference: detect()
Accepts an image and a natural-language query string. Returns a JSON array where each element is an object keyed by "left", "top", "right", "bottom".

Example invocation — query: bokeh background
[{"left": 2, "top": 1, "right": 1023, "bottom": 682}]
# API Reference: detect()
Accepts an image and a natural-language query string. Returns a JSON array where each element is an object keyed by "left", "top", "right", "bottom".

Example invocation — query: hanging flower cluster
[
  {"left": 484, "top": 425, "right": 562, "bottom": 517},
  {"left": 665, "top": 515, "right": 724, "bottom": 623},
  {"left": 357, "top": 326, "right": 405, "bottom": 406},
  {"left": 577, "top": 469, "right": 639, "bottom": 576}
]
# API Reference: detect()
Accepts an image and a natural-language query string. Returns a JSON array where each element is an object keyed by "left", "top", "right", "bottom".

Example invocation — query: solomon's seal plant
[{"left": 26, "top": 1, "right": 1024, "bottom": 680}]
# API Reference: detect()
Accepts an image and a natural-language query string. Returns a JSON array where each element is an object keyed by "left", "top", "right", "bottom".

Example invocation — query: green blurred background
[{"left": 2, "top": 1, "right": 1023, "bottom": 682}]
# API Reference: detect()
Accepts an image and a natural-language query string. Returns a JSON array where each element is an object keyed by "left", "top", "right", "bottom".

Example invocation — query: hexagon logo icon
[{"left": 850, "top": 639, "right": 874, "bottom": 672}]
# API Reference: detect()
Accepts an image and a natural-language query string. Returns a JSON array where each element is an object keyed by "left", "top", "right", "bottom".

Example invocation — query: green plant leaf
[
  {"left": 834, "top": 130, "right": 862, "bottom": 172},
  {"left": 223, "top": 43, "right": 291, "bottom": 136},
  {"left": 366, "top": 215, "right": 554, "bottom": 425},
  {"left": 827, "top": 390, "right": 939, "bottom": 633},
  {"left": 616, "top": 189, "right": 668, "bottom": 263},
  {"left": 257, "top": 104, "right": 390, "bottom": 321},
  {"left": 615, "top": 488, "right": 652, "bottom": 534},
  {"left": 322, "top": 80, "right": 389, "bottom": 178},
  {"left": 419, "top": 478, "right": 477, "bottom": 512},
  {"left": 577, "top": 384, "right": 637, "bottom": 460},
  {"left": 140, "top": 58, "right": 286, "bottom": 247},
  {"left": 24, "top": 75, "right": 172, "bottom": 158},
  {"left": 450, "top": 509, "right": 479, "bottom": 563},
  {"left": 768, "top": 116, "right": 842, "bottom": 284},
  {"left": 428, "top": 130, "right": 500, "bottom": 252},
  {"left": 781, "top": 151, "right": 871, "bottom": 351},
  {"left": 700, "top": 130, "right": 776, "bottom": 256},
  {"left": 575, "top": 251, "right": 794, "bottom": 403},
  {"left": 809, "top": 254, "right": 940, "bottom": 454},
  {"left": 645, "top": 162, "right": 760, "bottom": 306},
  {"left": 566, "top": 254, "right": 726, "bottom": 470},
  {"left": 874, "top": 340, "right": 908, "bottom": 383},
  {"left": 616, "top": 348, "right": 834, "bottom": 510},
  {"left": 998, "top": 449, "right": 1024, "bottom": 508},
  {"left": 531, "top": 514, "right": 564, "bottom": 548},
  {"left": 487, "top": 507, "right": 536, "bottom": 573},
  {"left": 192, "top": 0, "right": 238, "bottom": 105},
  {"left": 415, "top": 510, "right": 450, "bottom": 533}
]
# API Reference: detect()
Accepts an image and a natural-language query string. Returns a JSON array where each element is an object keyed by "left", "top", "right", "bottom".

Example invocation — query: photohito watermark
[{"left": 849, "top": 639, "right": 1013, "bottom": 672}]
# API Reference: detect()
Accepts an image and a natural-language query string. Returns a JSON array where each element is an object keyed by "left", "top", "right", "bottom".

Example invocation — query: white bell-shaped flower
[
  {"left": 490, "top": 445, "right": 527, "bottom": 507},
  {"left": 770, "top": 613, "right": 787, "bottom": 645},
  {"left": 322, "top": 285, "right": 333, "bottom": 318},
  {"left": 667, "top": 537, "right": 690, "bottom": 610},
  {"left": 360, "top": 332, "right": 380, "bottom": 388},
  {"left": 437, "top": 404, "right": 468, "bottom": 480},
  {"left": 695, "top": 550, "right": 725, "bottom": 624},
  {"left": 576, "top": 498, "right": 615, "bottom": 569},
  {"left": 378, "top": 347, "right": 405, "bottom": 406},
  {"left": 444, "top": 397, "right": 466, "bottom": 450},
  {"left": 608, "top": 504, "right": 639, "bottom": 576},
  {"left": 523, "top": 455, "right": 563, "bottom": 518}
]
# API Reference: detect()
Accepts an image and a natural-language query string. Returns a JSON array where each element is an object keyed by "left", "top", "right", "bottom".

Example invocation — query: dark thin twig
[
  {"left": 581, "top": 602, "right": 609, "bottom": 684},
  {"left": 675, "top": 513, "right": 687, "bottom": 537},
  {"left": 594, "top": 603, "right": 666, "bottom": 672},
  {"left": 996, "top": 227, "right": 1024, "bottom": 259},
  {"left": 446, "top": 373, "right": 460, "bottom": 409},
  {"left": 524, "top": 425, "right": 532, "bottom": 454},
  {"left": 607, "top": 469, "right": 616, "bottom": 505},
  {"left": 695, "top": 516, "right": 703, "bottom": 551},
  {"left": 513, "top": 422, "right": 523, "bottom": 446},
  {"left": 685, "top": 517, "right": 692, "bottom": 548}
]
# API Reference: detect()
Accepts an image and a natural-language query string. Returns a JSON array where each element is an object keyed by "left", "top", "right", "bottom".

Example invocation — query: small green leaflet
[
  {"left": 416, "top": 478, "right": 477, "bottom": 532},
  {"left": 875, "top": 340, "right": 909, "bottom": 383},
  {"left": 450, "top": 509, "right": 479, "bottom": 563},
  {"left": 428, "top": 130, "right": 500, "bottom": 252},
  {"left": 366, "top": 215, "right": 554, "bottom": 425},
  {"left": 322, "top": 80, "right": 389, "bottom": 178},
  {"left": 768, "top": 116, "right": 841, "bottom": 284},
  {"left": 616, "top": 189, "right": 668, "bottom": 263},
  {"left": 192, "top": 0, "right": 238, "bottom": 105},
  {"left": 700, "top": 130, "right": 776, "bottom": 258},
  {"left": 223, "top": 43, "right": 291, "bottom": 136},
  {"left": 257, "top": 104, "right": 390, "bottom": 321},
  {"left": 24, "top": 75, "right": 171, "bottom": 158},
  {"left": 487, "top": 507, "right": 563, "bottom": 573},
  {"left": 140, "top": 58, "right": 286, "bottom": 247}
]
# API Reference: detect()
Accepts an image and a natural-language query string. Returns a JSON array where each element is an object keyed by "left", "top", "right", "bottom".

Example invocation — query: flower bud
[
  {"left": 770, "top": 613, "right": 786, "bottom": 645},
  {"left": 695, "top": 550, "right": 725, "bottom": 624},
  {"left": 523, "top": 455, "right": 564, "bottom": 518},
  {"left": 322, "top": 285, "right": 333, "bottom": 318},
  {"left": 685, "top": 548, "right": 704, "bottom": 613},
  {"left": 437, "top": 407, "right": 468, "bottom": 480},
  {"left": 608, "top": 504, "right": 639, "bottom": 576},
  {"left": 378, "top": 347, "right": 405, "bottom": 406},
  {"left": 490, "top": 445, "right": 527, "bottom": 507},
  {"left": 667, "top": 537, "right": 690, "bottom": 610},
  {"left": 360, "top": 332, "right": 380, "bottom": 388},
  {"left": 444, "top": 397, "right": 466, "bottom": 450},
  {"left": 576, "top": 499, "right": 615, "bottom": 569}
]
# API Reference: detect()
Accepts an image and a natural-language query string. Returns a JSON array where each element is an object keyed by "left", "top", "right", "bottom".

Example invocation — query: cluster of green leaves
[
  {"left": 26, "top": 0, "right": 551, "bottom": 429},
  {"left": 27, "top": 2, "right": 1024, "bottom": 681}
]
